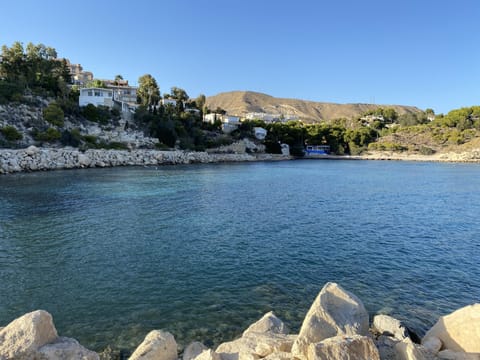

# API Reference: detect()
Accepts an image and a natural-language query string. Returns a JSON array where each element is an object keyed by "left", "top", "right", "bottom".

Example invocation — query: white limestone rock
[
  {"left": 216, "top": 333, "right": 295, "bottom": 360},
  {"left": 38, "top": 336, "right": 99, "bottom": 360},
  {"left": 129, "top": 330, "right": 177, "bottom": 360},
  {"left": 291, "top": 282, "right": 369, "bottom": 359},
  {"left": 25, "top": 145, "right": 40, "bottom": 156},
  {"left": 422, "top": 336, "right": 442, "bottom": 354},
  {"left": 423, "top": 304, "right": 480, "bottom": 353},
  {"left": 195, "top": 349, "right": 221, "bottom": 360},
  {"left": 242, "top": 312, "right": 289, "bottom": 337},
  {"left": 395, "top": 338, "right": 436, "bottom": 360},
  {"left": 0, "top": 310, "right": 58, "bottom": 359},
  {"left": 437, "top": 349, "right": 480, "bottom": 360},
  {"left": 183, "top": 341, "right": 208, "bottom": 360},
  {"left": 373, "top": 314, "right": 409, "bottom": 340},
  {"left": 307, "top": 335, "right": 380, "bottom": 360}
]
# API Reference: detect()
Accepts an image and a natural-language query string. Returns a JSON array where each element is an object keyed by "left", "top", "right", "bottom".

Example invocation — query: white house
[
  {"left": 223, "top": 115, "right": 241, "bottom": 124},
  {"left": 79, "top": 88, "right": 114, "bottom": 108},
  {"left": 161, "top": 98, "right": 177, "bottom": 107},
  {"left": 79, "top": 83, "right": 138, "bottom": 118},
  {"left": 253, "top": 127, "right": 267, "bottom": 140}
]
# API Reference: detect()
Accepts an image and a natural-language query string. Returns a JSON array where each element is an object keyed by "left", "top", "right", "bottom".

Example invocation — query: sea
[{"left": 0, "top": 160, "right": 479, "bottom": 352}]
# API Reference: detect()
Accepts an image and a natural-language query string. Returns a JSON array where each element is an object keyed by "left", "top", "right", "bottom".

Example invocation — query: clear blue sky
[{"left": 1, "top": 0, "right": 478, "bottom": 114}]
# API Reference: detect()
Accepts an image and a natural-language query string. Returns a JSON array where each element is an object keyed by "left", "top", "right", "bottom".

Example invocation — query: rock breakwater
[
  {"left": 0, "top": 146, "right": 288, "bottom": 174},
  {"left": 1, "top": 283, "right": 479, "bottom": 359}
]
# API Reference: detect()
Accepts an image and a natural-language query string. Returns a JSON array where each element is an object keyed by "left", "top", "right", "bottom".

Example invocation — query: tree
[
  {"left": 137, "top": 74, "right": 160, "bottom": 110},
  {"left": 86, "top": 79, "right": 106, "bottom": 88}
]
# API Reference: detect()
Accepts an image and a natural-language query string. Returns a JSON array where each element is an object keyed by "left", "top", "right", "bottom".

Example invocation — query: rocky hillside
[{"left": 206, "top": 91, "right": 422, "bottom": 122}]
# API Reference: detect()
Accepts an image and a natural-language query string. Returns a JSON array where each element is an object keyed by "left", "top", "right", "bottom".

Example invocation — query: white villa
[{"left": 79, "top": 82, "right": 138, "bottom": 118}]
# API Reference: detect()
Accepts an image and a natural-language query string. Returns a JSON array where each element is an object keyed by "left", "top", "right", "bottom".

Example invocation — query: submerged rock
[{"left": 291, "top": 282, "right": 369, "bottom": 359}]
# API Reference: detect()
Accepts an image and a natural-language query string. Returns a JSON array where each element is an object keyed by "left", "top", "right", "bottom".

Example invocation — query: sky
[{"left": 1, "top": 0, "right": 478, "bottom": 114}]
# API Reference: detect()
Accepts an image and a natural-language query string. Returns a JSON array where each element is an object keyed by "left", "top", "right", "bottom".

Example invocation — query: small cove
[{"left": 1, "top": 160, "right": 479, "bottom": 352}]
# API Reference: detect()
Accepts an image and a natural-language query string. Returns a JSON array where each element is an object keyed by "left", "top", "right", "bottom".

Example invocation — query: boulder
[
  {"left": 0, "top": 310, "right": 58, "bottom": 359},
  {"left": 373, "top": 335, "right": 399, "bottom": 360},
  {"left": 195, "top": 349, "right": 221, "bottom": 360},
  {"left": 38, "top": 336, "right": 99, "bottom": 360},
  {"left": 422, "top": 303, "right": 480, "bottom": 353},
  {"left": 307, "top": 335, "right": 380, "bottom": 360},
  {"left": 184, "top": 341, "right": 208, "bottom": 360},
  {"left": 422, "top": 336, "right": 442, "bottom": 354},
  {"left": 261, "top": 352, "right": 291, "bottom": 360},
  {"left": 373, "top": 314, "right": 409, "bottom": 340},
  {"left": 291, "top": 282, "right": 369, "bottom": 359},
  {"left": 437, "top": 349, "right": 480, "bottom": 360},
  {"left": 78, "top": 153, "right": 91, "bottom": 167},
  {"left": 129, "top": 330, "right": 177, "bottom": 360},
  {"left": 25, "top": 145, "right": 40, "bottom": 156},
  {"left": 395, "top": 338, "right": 436, "bottom": 360},
  {"left": 242, "top": 312, "right": 289, "bottom": 337},
  {"left": 216, "top": 333, "right": 295, "bottom": 360}
]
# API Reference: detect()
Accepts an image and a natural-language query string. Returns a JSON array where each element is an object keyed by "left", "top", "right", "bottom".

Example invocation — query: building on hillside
[
  {"left": 245, "top": 112, "right": 298, "bottom": 123},
  {"left": 65, "top": 60, "right": 93, "bottom": 85},
  {"left": 78, "top": 80, "right": 138, "bottom": 119},
  {"left": 253, "top": 127, "right": 267, "bottom": 140},
  {"left": 161, "top": 98, "right": 177, "bottom": 107},
  {"left": 203, "top": 113, "right": 219, "bottom": 124}
]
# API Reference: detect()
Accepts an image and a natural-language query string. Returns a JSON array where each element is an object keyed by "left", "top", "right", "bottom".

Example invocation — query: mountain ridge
[{"left": 206, "top": 91, "right": 422, "bottom": 122}]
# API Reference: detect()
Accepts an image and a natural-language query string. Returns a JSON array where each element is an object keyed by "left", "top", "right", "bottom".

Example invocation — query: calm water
[{"left": 1, "top": 160, "right": 479, "bottom": 352}]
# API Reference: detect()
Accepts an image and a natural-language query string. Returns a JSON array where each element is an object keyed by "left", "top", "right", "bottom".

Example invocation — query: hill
[{"left": 206, "top": 91, "right": 421, "bottom": 122}]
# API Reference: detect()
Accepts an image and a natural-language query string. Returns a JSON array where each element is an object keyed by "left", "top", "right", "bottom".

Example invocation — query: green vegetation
[
  {"left": 33, "top": 127, "right": 62, "bottom": 142},
  {"left": 0, "top": 42, "right": 71, "bottom": 98},
  {"left": 0, "top": 126, "right": 23, "bottom": 141},
  {"left": 43, "top": 102, "right": 64, "bottom": 126}
]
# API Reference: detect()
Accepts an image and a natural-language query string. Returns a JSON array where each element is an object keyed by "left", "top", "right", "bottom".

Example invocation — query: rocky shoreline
[
  {"left": 0, "top": 146, "right": 292, "bottom": 174},
  {"left": 3, "top": 146, "right": 480, "bottom": 175},
  {"left": 1, "top": 283, "right": 478, "bottom": 360}
]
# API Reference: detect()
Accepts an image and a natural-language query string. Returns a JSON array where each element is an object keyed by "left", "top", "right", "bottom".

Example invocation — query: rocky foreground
[
  {"left": 0, "top": 145, "right": 290, "bottom": 174},
  {"left": 1, "top": 283, "right": 479, "bottom": 360}
]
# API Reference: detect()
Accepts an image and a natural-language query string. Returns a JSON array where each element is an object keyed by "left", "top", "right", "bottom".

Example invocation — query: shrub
[
  {"left": 419, "top": 146, "right": 435, "bottom": 155},
  {"left": 33, "top": 127, "right": 61, "bottom": 142},
  {"left": 0, "top": 126, "right": 23, "bottom": 141},
  {"left": 60, "top": 128, "right": 82, "bottom": 147},
  {"left": 81, "top": 104, "right": 110, "bottom": 124},
  {"left": 43, "top": 102, "right": 64, "bottom": 127}
]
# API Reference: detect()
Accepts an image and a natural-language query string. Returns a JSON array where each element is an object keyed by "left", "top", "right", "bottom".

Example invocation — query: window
[
  {"left": 87, "top": 91, "right": 93, "bottom": 96},
  {"left": 94, "top": 91, "right": 101, "bottom": 97}
]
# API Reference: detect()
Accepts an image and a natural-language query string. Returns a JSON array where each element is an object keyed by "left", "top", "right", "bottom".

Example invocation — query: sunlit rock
[
  {"left": 129, "top": 330, "right": 177, "bottom": 360},
  {"left": 307, "top": 335, "right": 380, "bottom": 360},
  {"left": 291, "top": 282, "right": 369, "bottom": 359}
]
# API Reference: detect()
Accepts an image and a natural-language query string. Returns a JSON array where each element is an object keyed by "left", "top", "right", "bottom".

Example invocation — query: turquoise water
[{"left": 0, "top": 160, "right": 479, "bottom": 352}]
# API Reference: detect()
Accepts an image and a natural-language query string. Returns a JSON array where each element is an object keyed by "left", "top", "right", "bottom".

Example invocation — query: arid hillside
[{"left": 206, "top": 91, "right": 422, "bottom": 122}]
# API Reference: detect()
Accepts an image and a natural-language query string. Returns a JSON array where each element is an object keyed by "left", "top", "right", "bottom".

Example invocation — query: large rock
[
  {"left": 183, "top": 341, "right": 208, "bottom": 360},
  {"left": 437, "top": 349, "right": 480, "bottom": 359},
  {"left": 0, "top": 310, "right": 58, "bottom": 359},
  {"left": 422, "top": 303, "right": 480, "bottom": 353},
  {"left": 395, "top": 338, "right": 436, "bottom": 360},
  {"left": 216, "top": 333, "right": 295, "bottom": 360},
  {"left": 242, "top": 312, "right": 289, "bottom": 337},
  {"left": 129, "top": 330, "right": 177, "bottom": 360},
  {"left": 307, "top": 335, "right": 380, "bottom": 360},
  {"left": 291, "top": 282, "right": 369, "bottom": 359},
  {"left": 195, "top": 349, "right": 221, "bottom": 360},
  {"left": 372, "top": 314, "right": 409, "bottom": 340},
  {"left": 38, "top": 336, "right": 99, "bottom": 360}
]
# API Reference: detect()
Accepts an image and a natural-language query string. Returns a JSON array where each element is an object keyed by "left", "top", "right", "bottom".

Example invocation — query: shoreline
[
  {"left": 2, "top": 146, "right": 480, "bottom": 175},
  {"left": 0, "top": 146, "right": 293, "bottom": 174},
  {"left": 1, "top": 283, "right": 478, "bottom": 359}
]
